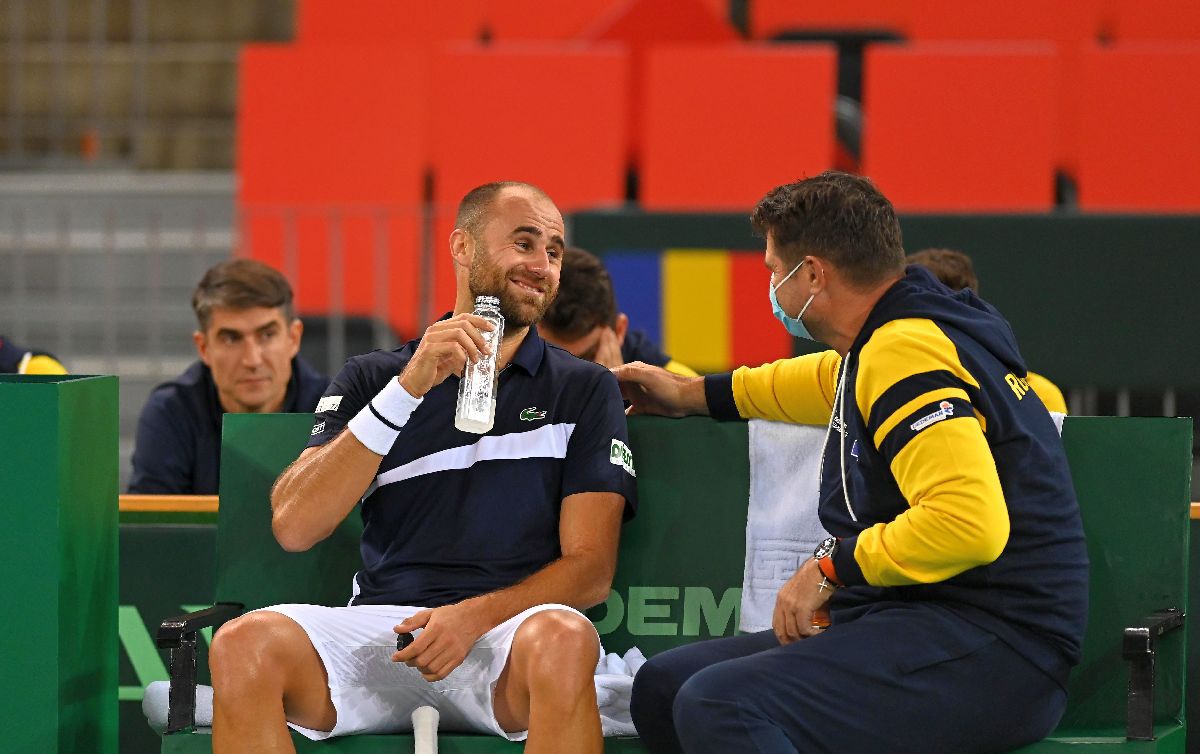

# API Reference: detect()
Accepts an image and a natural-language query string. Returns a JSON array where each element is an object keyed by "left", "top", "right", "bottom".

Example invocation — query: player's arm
[
  {"left": 829, "top": 319, "right": 1009, "bottom": 587},
  {"left": 478, "top": 490, "right": 624, "bottom": 612},
  {"left": 272, "top": 314, "right": 494, "bottom": 551},
  {"left": 270, "top": 425, "right": 396, "bottom": 551},
  {"left": 394, "top": 370, "right": 635, "bottom": 681},
  {"left": 393, "top": 491, "right": 623, "bottom": 681}
]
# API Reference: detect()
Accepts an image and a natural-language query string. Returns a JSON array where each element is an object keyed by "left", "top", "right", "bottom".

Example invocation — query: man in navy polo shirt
[
  {"left": 207, "top": 182, "right": 637, "bottom": 754},
  {"left": 128, "top": 259, "right": 327, "bottom": 494}
]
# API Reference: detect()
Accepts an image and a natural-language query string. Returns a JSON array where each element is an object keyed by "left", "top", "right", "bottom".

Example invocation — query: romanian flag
[{"left": 603, "top": 248, "right": 796, "bottom": 374}]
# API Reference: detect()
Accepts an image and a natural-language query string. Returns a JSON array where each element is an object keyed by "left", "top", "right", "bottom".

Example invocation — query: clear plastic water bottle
[{"left": 454, "top": 295, "right": 504, "bottom": 434}]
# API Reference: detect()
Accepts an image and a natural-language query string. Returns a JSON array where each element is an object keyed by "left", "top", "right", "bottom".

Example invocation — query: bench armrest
[
  {"left": 1122, "top": 607, "right": 1185, "bottom": 741},
  {"left": 156, "top": 602, "right": 244, "bottom": 734}
]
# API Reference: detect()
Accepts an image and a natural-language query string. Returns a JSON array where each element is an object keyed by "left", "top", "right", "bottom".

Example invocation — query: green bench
[{"left": 155, "top": 414, "right": 1190, "bottom": 753}]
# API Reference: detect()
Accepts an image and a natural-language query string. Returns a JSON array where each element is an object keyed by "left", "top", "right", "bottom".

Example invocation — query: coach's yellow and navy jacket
[{"left": 705, "top": 266, "right": 1088, "bottom": 686}]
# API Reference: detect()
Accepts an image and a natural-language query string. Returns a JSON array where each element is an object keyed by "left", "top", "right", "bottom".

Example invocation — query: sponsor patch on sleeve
[
  {"left": 609, "top": 439, "right": 636, "bottom": 477},
  {"left": 316, "top": 395, "right": 343, "bottom": 413},
  {"left": 909, "top": 400, "right": 955, "bottom": 432},
  {"left": 311, "top": 420, "right": 326, "bottom": 436}
]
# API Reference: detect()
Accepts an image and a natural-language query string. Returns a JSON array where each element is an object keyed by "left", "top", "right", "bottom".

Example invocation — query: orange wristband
[{"left": 817, "top": 554, "right": 840, "bottom": 585}]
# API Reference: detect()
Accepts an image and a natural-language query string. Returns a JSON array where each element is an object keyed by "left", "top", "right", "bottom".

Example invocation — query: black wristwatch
[
  {"left": 813, "top": 536, "right": 839, "bottom": 561},
  {"left": 813, "top": 536, "right": 842, "bottom": 585}
]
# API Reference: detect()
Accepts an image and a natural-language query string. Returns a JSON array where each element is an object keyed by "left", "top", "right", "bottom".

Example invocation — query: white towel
[
  {"left": 143, "top": 680, "right": 213, "bottom": 733},
  {"left": 594, "top": 647, "right": 646, "bottom": 737},
  {"left": 739, "top": 414, "right": 1068, "bottom": 634},
  {"left": 741, "top": 419, "right": 830, "bottom": 633},
  {"left": 1050, "top": 411, "right": 1065, "bottom": 435}
]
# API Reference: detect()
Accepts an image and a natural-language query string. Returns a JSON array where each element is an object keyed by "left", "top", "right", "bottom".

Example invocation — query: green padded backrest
[
  {"left": 215, "top": 413, "right": 363, "bottom": 609},
  {"left": 212, "top": 413, "right": 1191, "bottom": 733},
  {"left": 587, "top": 416, "right": 750, "bottom": 657},
  {"left": 1058, "top": 416, "right": 1191, "bottom": 730},
  {"left": 212, "top": 413, "right": 751, "bottom": 652}
]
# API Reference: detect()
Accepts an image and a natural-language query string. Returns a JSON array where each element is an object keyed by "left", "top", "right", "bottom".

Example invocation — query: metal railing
[
  {"left": 2, "top": 0, "right": 292, "bottom": 168},
  {"left": 2, "top": 174, "right": 1198, "bottom": 494}
]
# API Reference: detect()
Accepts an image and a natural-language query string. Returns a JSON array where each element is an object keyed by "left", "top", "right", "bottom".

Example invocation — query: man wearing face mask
[{"left": 615, "top": 171, "right": 1088, "bottom": 753}]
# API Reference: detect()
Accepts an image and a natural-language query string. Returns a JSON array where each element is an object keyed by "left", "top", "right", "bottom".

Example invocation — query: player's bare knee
[
  {"left": 209, "top": 611, "right": 297, "bottom": 689},
  {"left": 516, "top": 610, "right": 599, "bottom": 689}
]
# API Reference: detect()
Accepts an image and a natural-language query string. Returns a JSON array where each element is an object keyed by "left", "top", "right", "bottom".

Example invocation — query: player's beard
[{"left": 468, "top": 249, "right": 558, "bottom": 329}]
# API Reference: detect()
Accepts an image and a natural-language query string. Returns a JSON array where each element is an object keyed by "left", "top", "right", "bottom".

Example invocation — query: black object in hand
[{"left": 396, "top": 631, "right": 415, "bottom": 651}]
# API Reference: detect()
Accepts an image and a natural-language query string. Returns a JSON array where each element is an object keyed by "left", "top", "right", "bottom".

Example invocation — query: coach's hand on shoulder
[
  {"left": 772, "top": 558, "right": 833, "bottom": 645},
  {"left": 612, "top": 361, "right": 708, "bottom": 418},
  {"left": 391, "top": 601, "right": 491, "bottom": 682},
  {"left": 399, "top": 314, "right": 495, "bottom": 399}
]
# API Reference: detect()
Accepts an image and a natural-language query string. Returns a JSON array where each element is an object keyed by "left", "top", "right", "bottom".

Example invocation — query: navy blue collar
[{"left": 509, "top": 323, "right": 546, "bottom": 375}]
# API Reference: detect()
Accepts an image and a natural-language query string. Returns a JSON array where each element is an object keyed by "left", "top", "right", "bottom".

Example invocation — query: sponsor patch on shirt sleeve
[
  {"left": 316, "top": 395, "right": 343, "bottom": 413},
  {"left": 311, "top": 420, "right": 326, "bottom": 436},
  {"left": 609, "top": 438, "right": 636, "bottom": 477},
  {"left": 909, "top": 400, "right": 955, "bottom": 432}
]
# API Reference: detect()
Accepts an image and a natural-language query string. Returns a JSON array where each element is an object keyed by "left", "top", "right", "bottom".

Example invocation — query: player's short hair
[
  {"left": 907, "top": 248, "right": 979, "bottom": 293},
  {"left": 191, "top": 258, "right": 296, "bottom": 331},
  {"left": 455, "top": 181, "right": 551, "bottom": 240},
  {"left": 541, "top": 247, "right": 617, "bottom": 339},
  {"left": 752, "top": 171, "right": 905, "bottom": 288}
]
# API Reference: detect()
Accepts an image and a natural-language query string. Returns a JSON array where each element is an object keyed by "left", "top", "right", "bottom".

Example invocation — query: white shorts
[{"left": 257, "top": 602, "right": 596, "bottom": 742}]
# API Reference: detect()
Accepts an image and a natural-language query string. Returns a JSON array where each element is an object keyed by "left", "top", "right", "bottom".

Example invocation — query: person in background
[
  {"left": 128, "top": 258, "right": 327, "bottom": 494},
  {"left": 540, "top": 247, "right": 697, "bottom": 376},
  {"left": 0, "top": 336, "right": 67, "bottom": 374},
  {"left": 908, "top": 247, "right": 1067, "bottom": 413}
]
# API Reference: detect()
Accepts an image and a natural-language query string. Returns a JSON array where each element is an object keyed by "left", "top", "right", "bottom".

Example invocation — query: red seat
[
  {"left": 583, "top": 0, "right": 739, "bottom": 163},
  {"left": 427, "top": 45, "right": 630, "bottom": 313},
  {"left": 1077, "top": 44, "right": 1200, "bottom": 211},
  {"left": 1108, "top": 0, "right": 1200, "bottom": 41},
  {"left": 484, "top": 0, "right": 618, "bottom": 40},
  {"left": 751, "top": 0, "right": 1103, "bottom": 40},
  {"left": 748, "top": 0, "right": 905, "bottom": 39},
  {"left": 904, "top": 0, "right": 1102, "bottom": 42},
  {"left": 484, "top": 0, "right": 733, "bottom": 40},
  {"left": 237, "top": 44, "right": 430, "bottom": 336},
  {"left": 902, "top": 1, "right": 1102, "bottom": 178},
  {"left": 639, "top": 44, "right": 836, "bottom": 210},
  {"left": 861, "top": 43, "right": 1057, "bottom": 211},
  {"left": 296, "top": 0, "right": 484, "bottom": 44}
]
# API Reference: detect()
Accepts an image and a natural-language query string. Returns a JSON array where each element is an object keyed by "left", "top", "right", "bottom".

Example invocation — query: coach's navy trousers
[{"left": 629, "top": 602, "right": 1067, "bottom": 754}]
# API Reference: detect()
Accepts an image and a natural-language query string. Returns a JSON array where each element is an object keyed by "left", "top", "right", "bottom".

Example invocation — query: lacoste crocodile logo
[{"left": 520, "top": 407, "right": 548, "bottom": 421}]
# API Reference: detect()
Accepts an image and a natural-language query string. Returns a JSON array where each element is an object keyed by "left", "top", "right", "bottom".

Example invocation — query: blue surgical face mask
[{"left": 769, "top": 260, "right": 817, "bottom": 340}]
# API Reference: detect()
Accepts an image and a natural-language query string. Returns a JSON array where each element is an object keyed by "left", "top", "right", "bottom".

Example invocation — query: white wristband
[{"left": 347, "top": 378, "right": 422, "bottom": 456}]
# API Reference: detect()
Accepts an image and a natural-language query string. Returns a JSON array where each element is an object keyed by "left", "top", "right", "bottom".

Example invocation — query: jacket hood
[{"left": 854, "top": 265, "right": 1028, "bottom": 375}]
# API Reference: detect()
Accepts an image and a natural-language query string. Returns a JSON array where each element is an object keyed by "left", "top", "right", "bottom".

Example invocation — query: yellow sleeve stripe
[
  {"left": 872, "top": 386, "right": 971, "bottom": 450},
  {"left": 856, "top": 318, "right": 978, "bottom": 424},
  {"left": 663, "top": 359, "right": 699, "bottom": 378},
  {"left": 1026, "top": 371, "right": 1067, "bottom": 414},
  {"left": 732, "top": 350, "right": 841, "bottom": 425},
  {"left": 22, "top": 354, "right": 68, "bottom": 375},
  {"left": 854, "top": 415, "right": 1009, "bottom": 586}
]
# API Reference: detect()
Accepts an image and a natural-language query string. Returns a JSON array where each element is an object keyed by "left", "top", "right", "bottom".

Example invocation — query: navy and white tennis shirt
[{"left": 308, "top": 321, "right": 638, "bottom": 608}]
